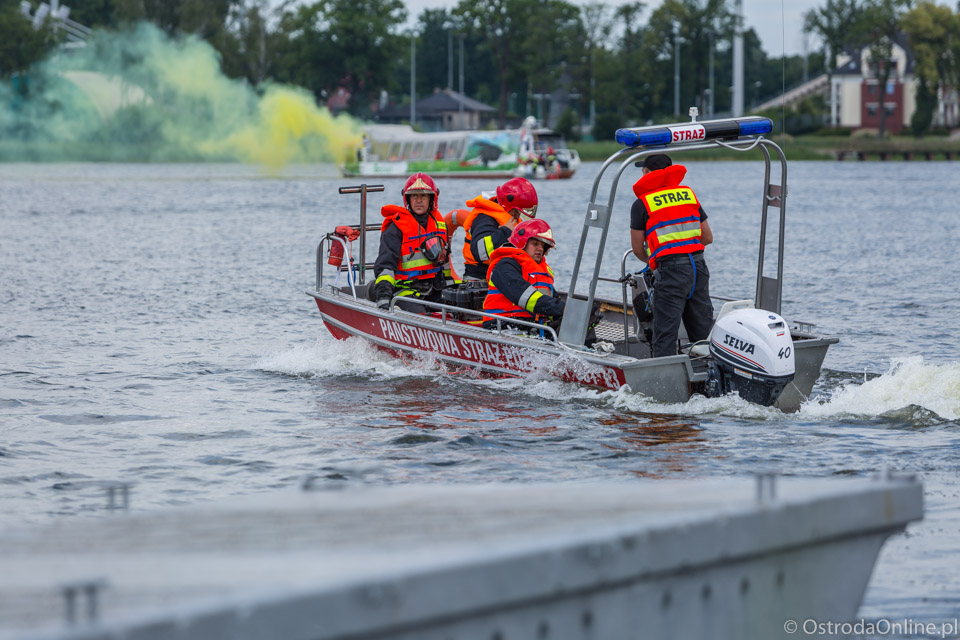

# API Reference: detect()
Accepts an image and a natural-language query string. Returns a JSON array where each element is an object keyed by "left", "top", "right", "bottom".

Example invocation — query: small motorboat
[{"left": 310, "top": 112, "right": 837, "bottom": 411}]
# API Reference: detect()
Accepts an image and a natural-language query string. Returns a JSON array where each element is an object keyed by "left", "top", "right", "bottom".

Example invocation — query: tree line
[{"left": 2, "top": 0, "right": 957, "bottom": 138}]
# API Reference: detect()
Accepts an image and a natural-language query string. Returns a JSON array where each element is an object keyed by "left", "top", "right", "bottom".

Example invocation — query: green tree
[
  {"left": 580, "top": 2, "right": 613, "bottom": 128},
  {"left": 614, "top": 2, "right": 653, "bottom": 123},
  {"left": 554, "top": 105, "right": 579, "bottom": 140},
  {"left": 0, "top": 0, "right": 55, "bottom": 77},
  {"left": 112, "top": 0, "right": 239, "bottom": 40},
  {"left": 271, "top": 3, "right": 335, "bottom": 100},
  {"left": 271, "top": 0, "right": 406, "bottom": 114},
  {"left": 326, "top": 0, "right": 406, "bottom": 112},
  {"left": 646, "top": 0, "right": 733, "bottom": 117},
  {"left": 66, "top": 0, "right": 122, "bottom": 29},
  {"left": 217, "top": 0, "right": 276, "bottom": 86},
  {"left": 416, "top": 8, "right": 454, "bottom": 95},
  {"left": 515, "top": 0, "right": 581, "bottom": 125},
  {"left": 455, "top": 0, "right": 533, "bottom": 126},
  {"left": 803, "top": 0, "right": 864, "bottom": 125},
  {"left": 901, "top": 1, "right": 960, "bottom": 135}
]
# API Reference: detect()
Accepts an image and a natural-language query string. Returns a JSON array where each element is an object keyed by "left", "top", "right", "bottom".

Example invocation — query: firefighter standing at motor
[
  {"left": 482, "top": 219, "right": 564, "bottom": 326},
  {"left": 460, "top": 177, "right": 539, "bottom": 282},
  {"left": 630, "top": 154, "right": 715, "bottom": 358},
  {"left": 374, "top": 173, "right": 455, "bottom": 313}
]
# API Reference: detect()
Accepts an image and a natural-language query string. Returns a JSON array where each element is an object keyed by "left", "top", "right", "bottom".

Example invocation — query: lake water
[{"left": 1, "top": 160, "right": 958, "bottom": 637}]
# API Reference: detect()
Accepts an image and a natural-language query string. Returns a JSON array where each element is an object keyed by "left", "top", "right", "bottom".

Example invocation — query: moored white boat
[
  {"left": 314, "top": 113, "right": 837, "bottom": 411},
  {"left": 341, "top": 117, "right": 579, "bottom": 180}
]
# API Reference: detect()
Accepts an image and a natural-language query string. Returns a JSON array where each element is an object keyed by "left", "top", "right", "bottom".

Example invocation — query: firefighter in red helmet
[
  {"left": 373, "top": 172, "right": 455, "bottom": 313},
  {"left": 482, "top": 218, "right": 564, "bottom": 326},
  {"left": 459, "top": 177, "right": 538, "bottom": 282}
]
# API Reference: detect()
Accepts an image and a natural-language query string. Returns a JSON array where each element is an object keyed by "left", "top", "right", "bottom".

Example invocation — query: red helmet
[
  {"left": 402, "top": 172, "right": 439, "bottom": 210},
  {"left": 496, "top": 177, "right": 538, "bottom": 219},
  {"left": 509, "top": 219, "right": 555, "bottom": 250}
]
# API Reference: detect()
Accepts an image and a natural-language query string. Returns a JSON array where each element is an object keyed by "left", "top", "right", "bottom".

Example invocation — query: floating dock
[
  {"left": 0, "top": 474, "right": 922, "bottom": 640},
  {"left": 835, "top": 149, "right": 957, "bottom": 161}
]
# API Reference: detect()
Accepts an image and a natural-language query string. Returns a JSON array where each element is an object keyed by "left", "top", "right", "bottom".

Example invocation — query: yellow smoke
[{"left": 206, "top": 86, "right": 361, "bottom": 168}]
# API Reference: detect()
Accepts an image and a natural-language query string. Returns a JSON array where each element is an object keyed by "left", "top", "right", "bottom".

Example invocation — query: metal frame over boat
[{"left": 310, "top": 114, "right": 837, "bottom": 411}]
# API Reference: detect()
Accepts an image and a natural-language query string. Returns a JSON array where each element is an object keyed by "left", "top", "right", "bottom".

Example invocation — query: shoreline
[{"left": 571, "top": 135, "right": 960, "bottom": 162}]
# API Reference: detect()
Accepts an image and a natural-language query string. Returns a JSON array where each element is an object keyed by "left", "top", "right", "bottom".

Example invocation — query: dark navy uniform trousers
[{"left": 651, "top": 252, "right": 714, "bottom": 358}]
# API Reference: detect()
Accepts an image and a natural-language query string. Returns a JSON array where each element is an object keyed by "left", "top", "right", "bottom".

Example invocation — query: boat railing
[
  {"left": 315, "top": 222, "right": 382, "bottom": 297},
  {"left": 386, "top": 297, "right": 562, "bottom": 346}
]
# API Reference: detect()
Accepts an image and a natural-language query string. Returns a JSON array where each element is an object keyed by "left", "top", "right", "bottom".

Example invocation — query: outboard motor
[{"left": 704, "top": 308, "right": 795, "bottom": 406}]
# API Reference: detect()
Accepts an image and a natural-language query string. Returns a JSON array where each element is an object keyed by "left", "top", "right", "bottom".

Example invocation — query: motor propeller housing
[{"left": 705, "top": 308, "right": 796, "bottom": 406}]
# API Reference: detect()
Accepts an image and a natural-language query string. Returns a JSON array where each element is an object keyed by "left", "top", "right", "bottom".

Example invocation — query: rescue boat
[{"left": 309, "top": 112, "right": 838, "bottom": 411}]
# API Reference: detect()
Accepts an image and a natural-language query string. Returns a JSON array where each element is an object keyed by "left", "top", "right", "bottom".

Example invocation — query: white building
[{"left": 831, "top": 34, "right": 958, "bottom": 132}]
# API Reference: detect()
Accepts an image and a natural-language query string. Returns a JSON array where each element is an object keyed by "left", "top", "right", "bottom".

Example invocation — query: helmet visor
[{"left": 511, "top": 204, "right": 538, "bottom": 221}]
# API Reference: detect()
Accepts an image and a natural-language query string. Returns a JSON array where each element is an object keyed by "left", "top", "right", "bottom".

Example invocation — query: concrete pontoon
[{"left": 0, "top": 474, "right": 922, "bottom": 639}]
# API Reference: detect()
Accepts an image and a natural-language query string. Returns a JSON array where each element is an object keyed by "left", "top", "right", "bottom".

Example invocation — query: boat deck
[{"left": 0, "top": 475, "right": 922, "bottom": 640}]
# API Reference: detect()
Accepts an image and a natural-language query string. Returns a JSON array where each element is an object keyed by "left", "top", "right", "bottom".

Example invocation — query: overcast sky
[{"left": 399, "top": 0, "right": 825, "bottom": 57}]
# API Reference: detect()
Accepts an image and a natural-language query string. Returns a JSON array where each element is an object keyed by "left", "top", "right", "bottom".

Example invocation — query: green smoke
[{"left": 0, "top": 22, "right": 361, "bottom": 164}]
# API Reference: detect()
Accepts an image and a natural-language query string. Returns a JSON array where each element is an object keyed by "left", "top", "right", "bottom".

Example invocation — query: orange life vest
[
  {"left": 462, "top": 196, "right": 514, "bottom": 266},
  {"left": 380, "top": 204, "right": 449, "bottom": 283},
  {"left": 632, "top": 164, "right": 704, "bottom": 270},
  {"left": 483, "top": 247, "right": 555, "bottom": 321}
]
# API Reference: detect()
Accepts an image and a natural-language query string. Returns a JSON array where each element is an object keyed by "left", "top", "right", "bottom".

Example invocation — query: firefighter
[
  {"left": 482, "top": 219, "right": 564, "bottom": 326},
  {"left": 630, "top": 154, "right": 714, "bottom": 357},
  {"left": 460, "top": 177, "right": 538, "bottom": 282},
  {"left": 373, "top": 172, "right": 455, "bottom": 314}
]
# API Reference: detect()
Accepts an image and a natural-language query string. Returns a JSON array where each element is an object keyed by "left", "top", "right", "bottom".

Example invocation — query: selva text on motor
[{"left": 723, "top": 334, "right": 756, "bottom": 355}]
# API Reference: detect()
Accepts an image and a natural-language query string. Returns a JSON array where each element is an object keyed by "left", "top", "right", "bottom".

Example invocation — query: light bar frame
[{"left": 557, "top": 119, "right": 787, "bottom": 348}]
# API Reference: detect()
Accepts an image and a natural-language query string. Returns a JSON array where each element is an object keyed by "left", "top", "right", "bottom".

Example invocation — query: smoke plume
[{"left": 0, "top": 23, "right": 361, "bottom": 166}]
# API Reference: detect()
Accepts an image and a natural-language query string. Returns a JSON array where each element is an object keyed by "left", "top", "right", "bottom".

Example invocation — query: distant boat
[{"left": 341, "top": 116, "right": 580, "bottom": 180}]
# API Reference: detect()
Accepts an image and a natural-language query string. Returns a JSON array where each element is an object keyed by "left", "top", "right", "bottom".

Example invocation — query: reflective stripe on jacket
[
  {"left": 632, "top": 164, "right": 704, "bottom": 270},
  {"left": 377, "top": 204, "right": 449, "bottom": 290},
  {"left": 483, "top": 247, "right": 555, "bottom": 321},
  {"left": 462, "top": 196, "right": 514, "bottom": 266}
]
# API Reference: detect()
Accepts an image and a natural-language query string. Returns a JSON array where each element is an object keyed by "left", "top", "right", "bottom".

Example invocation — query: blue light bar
[
  {"left": 615, "top": 117, "right": 774, "bottom": 148},
  {"left": 738, "top": 119, "right": 773, "bottom": 136},
  {"left": 615, "top": 128, "right": 671, "bottom": 147}
]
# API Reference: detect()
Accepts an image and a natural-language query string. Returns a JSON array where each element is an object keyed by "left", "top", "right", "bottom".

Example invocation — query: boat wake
[
  {"left": 256, "top": 340, "right": 959, "bottom": 424},
  {"left": 799, "top": 357, "right": 960, "bottom": 422},
  {"left": 253, "top": 336, "right": 447, "bottom": 380},
  {"left": 254, "top": 336, "right": 795, "bottom": 417}
]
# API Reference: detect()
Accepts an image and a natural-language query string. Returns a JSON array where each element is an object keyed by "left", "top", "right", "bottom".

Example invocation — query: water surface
[{"left": 1, "top": 160, "right": 958, "bottom": 636}]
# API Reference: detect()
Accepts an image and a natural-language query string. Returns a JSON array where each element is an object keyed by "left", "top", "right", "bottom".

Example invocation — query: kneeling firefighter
[
  {"left": 482, "top": 219, "right": 565, "bottom": 328},
  {"left": 373, "top": 172, "right": 455, "bottom": 314},
  {"left": 461, "top": 177, "right": 539, "bottom": 282}
]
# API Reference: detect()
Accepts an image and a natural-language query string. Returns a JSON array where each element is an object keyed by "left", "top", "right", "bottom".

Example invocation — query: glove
[
  {"left": 375, "top": 281, "right": 393, "bottom": 302},
  {"left": 377, "top": 298, "right": 391, "bottom": 310}
]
